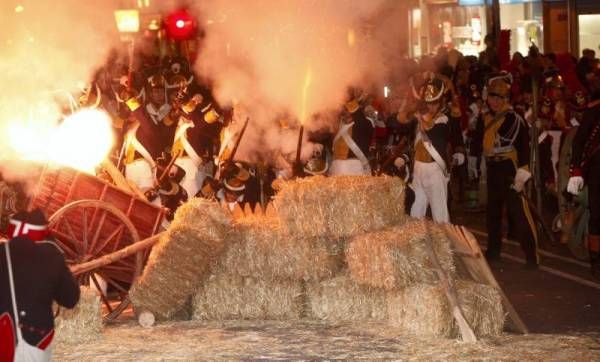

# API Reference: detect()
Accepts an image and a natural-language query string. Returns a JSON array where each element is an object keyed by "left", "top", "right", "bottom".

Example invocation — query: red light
[{"left": 165, "top": 9, "right": 196, "bottom": 40}]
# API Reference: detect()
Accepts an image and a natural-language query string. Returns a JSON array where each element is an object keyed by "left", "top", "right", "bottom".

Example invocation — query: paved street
[{"left": 453, "top": 203, "right": 600, "bottom": 334}]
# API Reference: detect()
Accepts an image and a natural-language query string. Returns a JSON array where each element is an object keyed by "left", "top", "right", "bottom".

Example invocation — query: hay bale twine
[
  {"left": 222, "top": 216, "right": 344, "bottom": 281},
  {"left": 273, "top": 175, "right": 407, "bottom": 238},
  {"left": 54, "top": 286, "right": 102, "bottom": 344},
  {"left": 192, "top": 271, "right": 303, "bottom": 320},
  {"left": 129, "top": 199, "right": 231, "bottom": 320},
  {"left": 387, "top": 280, "right": 505, "bottom": 338},
  {"left": 346, "top": 219, "right": 455, "bottom": 290},
  {"left": 305, "top": 274, "right": 387, "bottom": 321}
]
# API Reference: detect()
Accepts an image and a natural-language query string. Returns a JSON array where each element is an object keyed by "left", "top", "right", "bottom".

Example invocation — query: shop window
[{"left": 579, "top": 14, "right": 600, "bottom": 56}]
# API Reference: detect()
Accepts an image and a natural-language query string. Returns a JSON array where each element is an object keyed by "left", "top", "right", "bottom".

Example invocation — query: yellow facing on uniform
[{"left": 204, "top": 108, "right": 220, "bottom": 124}]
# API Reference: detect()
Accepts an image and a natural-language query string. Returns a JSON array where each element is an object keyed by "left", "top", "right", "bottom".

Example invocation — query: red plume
[{"left": 498, "top": 30, "right": 511, "bottom": 71}]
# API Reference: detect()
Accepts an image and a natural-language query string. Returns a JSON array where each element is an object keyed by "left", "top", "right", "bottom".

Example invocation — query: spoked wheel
[{"left": 49, "top": 200, "right": 141, "bottom": 322}]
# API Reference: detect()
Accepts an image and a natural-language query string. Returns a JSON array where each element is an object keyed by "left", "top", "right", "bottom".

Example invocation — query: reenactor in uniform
[
  {"left": 568, "top": 91, "right": 600, "bottom": 279},
  {"left": 215, "top": 162, "right": 251, "bottom": 211},
  {"left": 542, "top": 70, "right": 569, "bottom": 130},
  {"left": 568, "top": 91, "right": 588, "bottom": 127},
  {"left": 329, "top": 90, "right": 375, "bottom": 176},
  {"left": 409, "top": 75, "right": 465, "bottom": 223},
  {"left": 0, "top": 210, "right": 79, "bottom": 361},
  {"left": 471, "top": 72, "right": 539, "bottom": 267},
  {"left": 122, "top": 74, "right": 174, "bottom": 199},
  {"left": 169, "top": 82, "right": 219, "bottom": 198}
]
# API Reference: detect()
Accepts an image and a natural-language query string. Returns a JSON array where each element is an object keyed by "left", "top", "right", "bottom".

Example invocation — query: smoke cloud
[
  {"left": 0, "top": 0, "right": 120, "bottom": 182},
  {"left": 192, "top": 0, "right": 408, "bottom": 162}
]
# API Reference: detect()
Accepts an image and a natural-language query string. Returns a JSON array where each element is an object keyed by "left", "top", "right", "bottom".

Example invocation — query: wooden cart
[{"left": 29, "top": 165, "right": 166, "bottom": 321}]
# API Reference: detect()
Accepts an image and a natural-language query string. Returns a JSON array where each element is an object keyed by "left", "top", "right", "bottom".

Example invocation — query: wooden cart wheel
[{"left": 49, "top": 199, "right": 141, "bottom": 322}]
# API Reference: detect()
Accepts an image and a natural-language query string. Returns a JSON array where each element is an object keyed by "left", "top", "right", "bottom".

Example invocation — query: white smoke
[
  {"left": 0, "top": 0, "right": 120, "bottom": 182},
  {"left": 192, "top": 0, "right": 408, "bottom": 163}
]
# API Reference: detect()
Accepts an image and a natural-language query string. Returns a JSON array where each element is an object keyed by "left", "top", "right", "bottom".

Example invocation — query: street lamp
[{"left": 114, "top": 9, "right": 140, "bottom": 34}]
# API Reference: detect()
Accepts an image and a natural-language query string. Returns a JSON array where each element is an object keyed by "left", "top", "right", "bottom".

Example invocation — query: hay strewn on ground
[
  {"left": 192, "top": 271, "right": 303, "bottom": 320},
  {"left": 222, "top": 216, "right": 344, "bottom": 281},
  {"left": 129, "top": 199, "right": 231, "bottom": 319},
  {"left": 346, "top": 219, "right": 455, "bottom": 290},
  {"left": 306, "top": 274, "right": 387, "bottom": 321},
  {"left": 53, "top": 320, "right": 600, "bottom": 360},
  {"left": 54, "top": 286, "right": 102, "bottom": 343},
  {"left": 274, "top": 175, "right": 407, "bottom": 238},
  {"left": 387, "top": 280, "right": 505, "bottom": 337}
]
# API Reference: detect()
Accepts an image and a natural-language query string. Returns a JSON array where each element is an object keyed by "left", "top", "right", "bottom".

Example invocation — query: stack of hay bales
[
  {"left": 138, "top": 175, "right": 504, "bottom": 339},
  {"left": 130, "top": 198, "right": 232, "bottom": 320},
  {"left": 54, "top": 286, "right": 102, "bottom": 343},
  {"left": 344, "top": 219, "right": 504, "bottom": 337},
  {"left": 191, "top": 215, "right": 344, "bottom": 320},
  {"left": 345, "top": 219, "right": 455, "bottom": 290}
]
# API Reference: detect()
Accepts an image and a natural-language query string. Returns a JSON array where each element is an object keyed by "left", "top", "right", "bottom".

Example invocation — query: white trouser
[
  {"left": 174, "top": 157, "right": 207, "bottom": 198},
  {"left": 410, "top": 161, "right": 449, "bottom": 223},
  {"left": 328, "top": 159, "right": 370, "bottom": 176},
  {"left": 125, "top": 159, "right": 161, "bottom": 207},
  {"left": 125, "top": 159, "right": 155, "bottom": 191}
]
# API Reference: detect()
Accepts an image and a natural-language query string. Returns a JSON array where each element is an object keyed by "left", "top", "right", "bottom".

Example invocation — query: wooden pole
[
  {"left": 70, "top": 233, "right": 162, "bottom": 276},
  {"left": 425, "top": 223, "right": 477, "bottom": 342}
]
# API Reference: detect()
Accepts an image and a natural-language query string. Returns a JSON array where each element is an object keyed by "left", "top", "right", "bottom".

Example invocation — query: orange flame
[{"left": 300, "top": 67, "right": 312, "bottom": 125}]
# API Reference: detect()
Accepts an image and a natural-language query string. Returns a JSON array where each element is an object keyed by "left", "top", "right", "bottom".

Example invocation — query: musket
[
  {"left": 376, "top": 137, "right": 409, "bottom": 176},
  {"left": 145, "top": 150, "right": 183, "bottom": 202},
  {"left": 215, "top": 116, "right": 250, "bottom": 182},
  {"left": 293, "top": 125, "right": 305, "bottom": 177}
]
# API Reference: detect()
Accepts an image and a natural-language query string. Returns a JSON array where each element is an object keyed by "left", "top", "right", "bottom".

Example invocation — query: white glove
[
  {"left": 467, "top": 156, "right": 478, "bottom": 179},
  {"left": 567, "top": 176, "right": 584, "bottom": 195},
  {"left": 452, "top": 153, "right": 465, "bottom": 166},
  {"left": 512, "top": 168, "right": 532, "bottom": 193},
  {"left": 394, "top": 157, "right": 406, "bottom": 170}
]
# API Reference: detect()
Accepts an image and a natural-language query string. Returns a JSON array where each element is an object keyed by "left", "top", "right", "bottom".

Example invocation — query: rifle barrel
[{"left": 295, "top": 125, "right": 304, "bottom": 167}]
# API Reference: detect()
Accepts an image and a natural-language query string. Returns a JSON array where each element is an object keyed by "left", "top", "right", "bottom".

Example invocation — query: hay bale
[
  {"left": 346, "top": 219, "right": 455, "bottom": 290},
  {"left": 192, "top": 272, "right": 303, "bottom": 320},
  {"left": 222, "top": 216, "right": 344, "bottom": 281},
  {"left": 305, "top": 274, "right": 387, "bottom": 321},
  {"left": 171, "top": 197, "right": 232, "bottom": 238},
  {"left": 54, "top": 286, "right": 102, "bottom": 344},
  {"left": 387, "top": 280, "right": 505, "bottom": 338},
  {"left": 130, "top": 199, "right": 231, "bottom": 320},
  {"left": 274, "top": 175, "right": 407, "bottom": 238}
]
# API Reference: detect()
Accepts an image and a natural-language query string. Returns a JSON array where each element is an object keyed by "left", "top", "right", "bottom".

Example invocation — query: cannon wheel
[{"left": 49, "top": 199, "right": 141, "bottom": 322}]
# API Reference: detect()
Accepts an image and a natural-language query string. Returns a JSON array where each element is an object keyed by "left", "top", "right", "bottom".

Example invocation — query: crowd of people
[
  {"left": 1, "top": 27, "right": 600, "bottom": 359},
  {"left": 74, "top": 36, "right": 600, "bottom": 277}
]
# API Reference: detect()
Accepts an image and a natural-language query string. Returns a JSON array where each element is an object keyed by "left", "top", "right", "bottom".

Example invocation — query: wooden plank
[
  {"left": 444, "top": 224, "right": 529, "bottom": 334},
  {"left": 232, "top": 203, "right": 245, "bottom": 219},
  {"left": 459, "top": 227, "right": 529, "bottom": 334},
  {"left": 265, "top": 202, "right": 277, "bottom": 218},
  {"left": 254, "top": 203, "right": 264, "bottom": 216},
  {"left": 243, "top": 203, "right": 253, "bottom": 217},
  {"left": 426, "top": 223, "right": 476, "bottom": 342}
]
